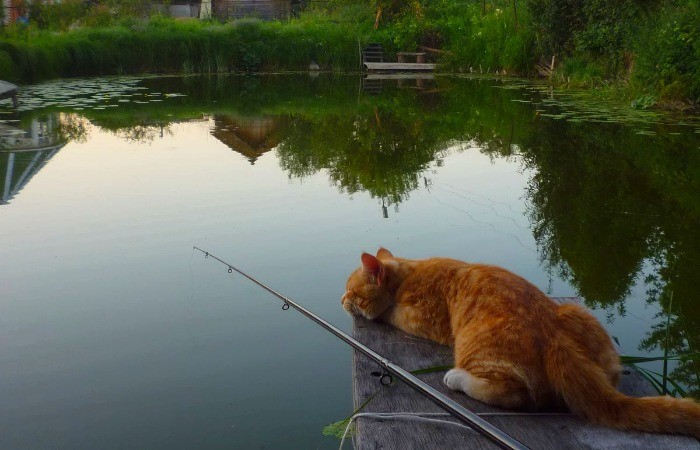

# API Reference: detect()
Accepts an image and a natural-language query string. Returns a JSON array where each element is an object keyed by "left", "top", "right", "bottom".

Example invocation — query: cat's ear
[
  {"left": 361, "top": 252, "right": 386, "bottom": 285},
  {"left": 377, "top": 248, "right": 394, "bottom": 259}
]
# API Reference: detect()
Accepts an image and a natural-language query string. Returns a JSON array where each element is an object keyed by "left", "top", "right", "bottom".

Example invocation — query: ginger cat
[{"left": 341, "top": 248, "right": 700, "bottom": 439}]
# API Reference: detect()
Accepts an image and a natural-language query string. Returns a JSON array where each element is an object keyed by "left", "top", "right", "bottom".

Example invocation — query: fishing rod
[{"left": 193, "top": 246, "right": 530, "bottom": 450}]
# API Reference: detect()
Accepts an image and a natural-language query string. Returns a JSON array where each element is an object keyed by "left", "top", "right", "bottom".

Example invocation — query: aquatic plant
[{"left": 620, "top": 352, "right": 700, "bottom": 398}]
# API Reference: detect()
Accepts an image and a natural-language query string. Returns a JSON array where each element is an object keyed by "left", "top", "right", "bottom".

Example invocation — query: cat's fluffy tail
[{"left": 546, "top": 309, "right": 700, "bottom": 439}]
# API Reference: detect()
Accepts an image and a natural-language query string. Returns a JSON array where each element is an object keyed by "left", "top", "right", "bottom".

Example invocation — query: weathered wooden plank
[
  {"left": 352, "top": 297, "right": 699, "bottom": 450},
  {"left": 364, "top": 62, "right": 436, "bottom": 72}
]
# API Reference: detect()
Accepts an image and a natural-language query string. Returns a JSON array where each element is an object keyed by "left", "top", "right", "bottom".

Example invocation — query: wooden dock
[
  {"left": 363, "top": 62, "right": 436, "bottom": 72},
  {"left": 352, "top": 297, "right": 700, "bottom": 449},
  {"left": 362, "top": 44, "right": 436, "bottom": 73},
  {"left": 0, "top": 80, "right": 18, "bottom": 107}
]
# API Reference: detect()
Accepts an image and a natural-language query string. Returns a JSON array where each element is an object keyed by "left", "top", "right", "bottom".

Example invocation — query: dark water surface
[{"left": 1, "top": 74, "right": 698, "bottom": 449}]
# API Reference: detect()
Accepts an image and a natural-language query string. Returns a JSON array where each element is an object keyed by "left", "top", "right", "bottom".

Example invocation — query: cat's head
[{"left": 341, "top": 248, "right": 396, "bottom": 319}]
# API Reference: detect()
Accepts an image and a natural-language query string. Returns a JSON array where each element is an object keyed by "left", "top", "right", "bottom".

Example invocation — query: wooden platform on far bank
[
  {"left": 352, "top": 297, "right": 700, "bottom": 450},
  {"left": 363, "top": 62, "right": 436, "bottom": 72}
]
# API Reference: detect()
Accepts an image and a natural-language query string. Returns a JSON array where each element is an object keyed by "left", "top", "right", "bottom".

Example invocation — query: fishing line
[
  {"left": 432, "top": 197, "right": 537, "bottom": 253},
  {"left": 340, "top": 412, "right": 574, "bottom": 450},
  {"left": 443, "top": 181, "right": 522, "bottom": 215},
  {"left": 193, "top": 246, "right": 531, "bottom": 450},
  {"left": 433, "top": 184, "right": 528, "bottom": 229}
]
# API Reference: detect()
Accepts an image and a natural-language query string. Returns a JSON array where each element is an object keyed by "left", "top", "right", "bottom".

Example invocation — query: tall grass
[
  {"left": 369, "top": 0, "right": 536, "bottom": 75},
  {"left": 0, "top": 16, "right": 361, "bottom": 83}
]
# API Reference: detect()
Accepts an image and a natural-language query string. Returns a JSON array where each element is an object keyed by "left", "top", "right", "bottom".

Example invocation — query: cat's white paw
[{"left": 443, "top": 368, "right": 470, "bottom": 393}]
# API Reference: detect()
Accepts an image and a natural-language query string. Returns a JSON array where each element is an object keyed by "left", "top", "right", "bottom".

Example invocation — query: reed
[{"left": 0, "top": 17, "right": 362, "bottom": 83}]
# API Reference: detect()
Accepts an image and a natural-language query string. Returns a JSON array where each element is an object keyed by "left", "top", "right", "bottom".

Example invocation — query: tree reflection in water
[{"left": 8, "top": 74, "right": 699, "bottom": 397}]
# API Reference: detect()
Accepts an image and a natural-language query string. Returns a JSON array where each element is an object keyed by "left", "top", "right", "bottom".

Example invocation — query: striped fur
[{"left": 341, "top": 248, "right": 700, "bottom": 439}]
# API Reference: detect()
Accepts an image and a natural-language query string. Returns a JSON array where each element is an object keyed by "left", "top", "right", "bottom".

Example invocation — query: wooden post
[
  {"left": 374, "top": 5, "right": 382, "bottom": 29},
  {"left": 3, "top": 152, "right": 14, "bottom": 201},
  {"left": 550, "top": 54, "right": 556, "bottom": 79}
]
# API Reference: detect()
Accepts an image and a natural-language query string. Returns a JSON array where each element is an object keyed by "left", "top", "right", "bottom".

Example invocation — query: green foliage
[
  {"left": 366, "top": 0, "right": 536, "bottom": 75},
  {"left": 524, "top": 0, "right": 699, "bottom": 101},
  {"left": 555, "top": 55, "right": 604, "bottom": 85},
  {"left": 0, "top": 18, "right": 361, "bottom": 82},
  {"left": 630, "top": 95, "right": 656, "bottom": 110},
  {"left": 524, "top": 0, "right": 651, "bottom": 67},
  {"left": 0, "top": 49, "right": 17, "bottom": 80},
  {"left": 28, "top": 0, "right": 87, "bottom": 31},
  {"left": 82, "top": 5, "right": 116, "bottom": 28},
  {"left": 524, "top": 0, "right": 584, "bottom": 57},
  {"left": 621, "top": 352, "right": 700, "bottom": 397},
  {"left": 633, "top": 1, "right": 700, "bottom": 103},
  {"left": 322, "top": 419, "right": 354, "bottom": 439},
  {"left": 322, "top": 362, "right": 452, "bottom": 439},
  {"left": 104, "top": 0, "right": 153, "bottom": 18}
]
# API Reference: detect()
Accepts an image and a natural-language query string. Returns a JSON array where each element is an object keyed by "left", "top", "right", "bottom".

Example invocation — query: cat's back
[
  {"left": 404, "top": 258, "right": 558, "bottom": 314},
  {"left": 398, "top": 257, "right": 473, "bottom": 288},
  {"left": 395, "top": 257, "right": 555, "bottom": 307},
  {"left": 405, "top": 258, "right": 542, "bottom": 292}
]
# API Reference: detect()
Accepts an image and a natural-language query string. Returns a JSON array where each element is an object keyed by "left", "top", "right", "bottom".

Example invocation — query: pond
[{"left": 1, "top": 74, "right": 698, "bottom": 449}]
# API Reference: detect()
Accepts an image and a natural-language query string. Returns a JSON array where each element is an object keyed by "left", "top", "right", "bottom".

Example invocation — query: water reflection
[
  {"left": 276, "top": 106, "right": 447, "bottom": 212},
  {"left": 0, "top": 114, "right": 75, "bottom": 204},
  {"left": 513, "top": 118, "right": 700, "bottom": 397},
  {"left": 211, "top": 115, "right": 282, "bottom": 164},
  {"left": 5, "top": 74, "right": 700, "bottom": 400},
  {"left": 361, "top": 73, "right": 436, "bottom": 95}
]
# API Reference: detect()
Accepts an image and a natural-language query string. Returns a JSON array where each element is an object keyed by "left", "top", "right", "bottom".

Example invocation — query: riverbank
[{"left": 0, "top": 0, "right": 697, "bottom": 107}]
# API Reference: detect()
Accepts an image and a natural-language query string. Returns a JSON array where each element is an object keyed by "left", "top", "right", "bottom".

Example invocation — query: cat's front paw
[{"left": 443, "top": 368, "right": 469, "bottom": 392}]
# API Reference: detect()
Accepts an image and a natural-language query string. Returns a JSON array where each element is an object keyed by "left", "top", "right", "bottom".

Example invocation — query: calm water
[{"left": 1, "top": 74, "right": 698, "bottom": 449}]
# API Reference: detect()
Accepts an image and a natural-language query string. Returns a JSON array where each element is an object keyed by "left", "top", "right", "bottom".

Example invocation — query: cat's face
[{"left": 341, "top": 251, "right": 394, "bottom": 320}]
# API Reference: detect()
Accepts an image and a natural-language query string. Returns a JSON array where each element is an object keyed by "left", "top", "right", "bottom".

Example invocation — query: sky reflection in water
[{"left": 0, "top": 74, "right": 698, "bottom": 449}]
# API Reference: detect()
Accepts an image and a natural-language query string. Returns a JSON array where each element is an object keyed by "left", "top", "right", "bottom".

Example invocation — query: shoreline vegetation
[{"left": 0, "top": 0, "right": 698, "bottom": 108}]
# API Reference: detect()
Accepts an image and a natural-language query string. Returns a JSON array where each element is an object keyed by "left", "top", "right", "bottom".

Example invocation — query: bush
[
  {"left": 29, "top": 0, "right": 87, "bottom": 31},
  {"left": 633, "top": 1, "right": 700, "bottom": 102},
  {"left": 524, "top": 0, "right": 698, "bottom": 100},
  {"left": 82, "top": 5, "right": 115, "bottom": 28}
]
